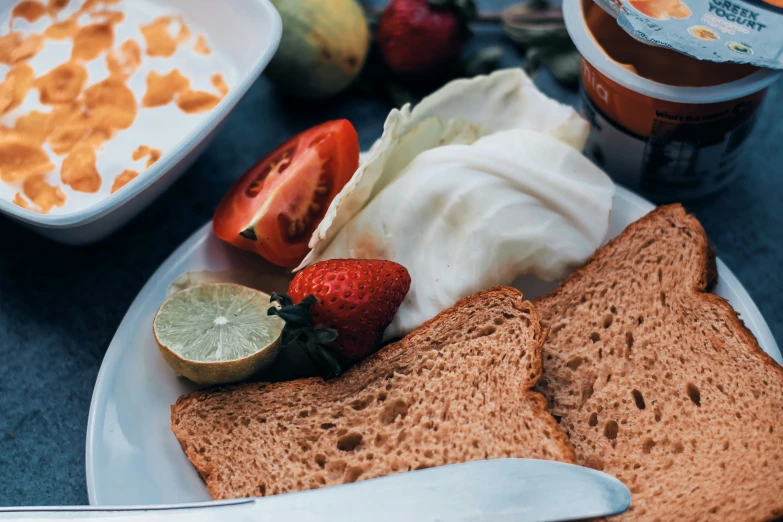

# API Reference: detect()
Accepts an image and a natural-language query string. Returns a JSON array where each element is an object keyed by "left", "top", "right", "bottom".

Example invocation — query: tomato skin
[{"left": 213, "top": 120, "right": 359, "bottom": 267}]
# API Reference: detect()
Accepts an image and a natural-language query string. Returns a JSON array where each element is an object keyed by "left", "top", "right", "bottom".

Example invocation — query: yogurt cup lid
[{"left": 564, "top": 0, "right": 779, "bottom": 103}]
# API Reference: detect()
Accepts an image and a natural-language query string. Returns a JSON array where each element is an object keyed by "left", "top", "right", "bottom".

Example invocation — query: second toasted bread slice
[
  {"left": 172, "top": 286, "right": 574, "bottom": 499},
  {"left": 535, "top": 205, "right": 783, "bottom": 521}
]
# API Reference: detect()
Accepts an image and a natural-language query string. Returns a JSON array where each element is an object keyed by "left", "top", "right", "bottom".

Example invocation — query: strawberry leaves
[{"left": 268, "top": 293, "right": 343, "bottom": 379}]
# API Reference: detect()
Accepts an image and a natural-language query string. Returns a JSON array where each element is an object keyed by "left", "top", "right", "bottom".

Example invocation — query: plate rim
[{"left": 85, "top": 185, "right": 782, "bottom": 505}]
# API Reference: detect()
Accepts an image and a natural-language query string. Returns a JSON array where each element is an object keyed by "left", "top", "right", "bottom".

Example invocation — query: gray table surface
[{"left": 1, "top": 3, "right": 782, "bottom": 508}]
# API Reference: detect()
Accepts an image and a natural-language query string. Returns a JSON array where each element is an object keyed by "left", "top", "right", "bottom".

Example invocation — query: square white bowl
[{"left": 0, "top": 0, "right": 281, "bottom": 245}]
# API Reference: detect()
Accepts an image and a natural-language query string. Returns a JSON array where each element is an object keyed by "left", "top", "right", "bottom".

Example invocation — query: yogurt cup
[{"left": 564, "top": 0, "right": 780, "bottom": 202}]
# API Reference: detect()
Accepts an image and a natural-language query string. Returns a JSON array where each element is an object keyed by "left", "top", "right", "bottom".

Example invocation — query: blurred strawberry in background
[
  {"left": 376, "top": 0, "right": 476, "bottom": 75},
  {"left": 263, "top": 0, "right": 573, "bottom": 104}
]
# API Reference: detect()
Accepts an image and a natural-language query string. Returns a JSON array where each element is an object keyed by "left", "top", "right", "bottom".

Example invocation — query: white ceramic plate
[
  {"left": 0, "top": 0, "right": 281, "bottom": 244},
  {"left": 85, "top": 186, "right": 783, "bottom": 506}
]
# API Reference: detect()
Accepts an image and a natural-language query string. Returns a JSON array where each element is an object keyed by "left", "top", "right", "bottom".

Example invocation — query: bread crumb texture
[
  {"left": 535, "top": 204, "right": 783, "bottom": 522},
  {"left": 172, "top": 286, "right": 575, "bottom": 499}
]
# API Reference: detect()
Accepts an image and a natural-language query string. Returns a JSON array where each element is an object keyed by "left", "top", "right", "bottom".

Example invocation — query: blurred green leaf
[
  {"left": 502, "top": 0, "right": 579, "bottom": 88},
  {"left": 464, "top": 46, "right": 504, "bottom": 77},
  {"left": 544, "top": 49, "right": 581, "bottom": 87}
]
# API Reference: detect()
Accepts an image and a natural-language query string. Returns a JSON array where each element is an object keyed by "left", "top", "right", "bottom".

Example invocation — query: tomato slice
[{"left": 213, "top": 120, "right": 359, "bottom": 267}]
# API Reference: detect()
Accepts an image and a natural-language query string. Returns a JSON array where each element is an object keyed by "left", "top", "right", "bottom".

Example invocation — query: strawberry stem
[
  {"left": 268, "top": 293, "right": 343, "bottom": 379},
  {"left": 427, "top": 0, "right": 477, "bottom": 35}
]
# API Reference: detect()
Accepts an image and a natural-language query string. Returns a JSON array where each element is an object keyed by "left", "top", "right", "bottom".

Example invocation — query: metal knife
[{"left": 0, "top": 459, "right": 630, "bottom": 522}]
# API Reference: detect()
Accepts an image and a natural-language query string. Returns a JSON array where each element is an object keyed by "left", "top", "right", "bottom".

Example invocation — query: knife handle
[
  {"left": 0, "top": 459, "right": 630, "bottom": 522},
  {"left": 0, "top": 499, "right": 255, "bottom": 521}
]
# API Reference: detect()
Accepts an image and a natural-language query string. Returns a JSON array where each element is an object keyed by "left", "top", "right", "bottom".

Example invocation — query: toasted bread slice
[
  {"left": 171, "top": 286, "right": 574, "bottom": 499},
  {"left": 535, "top": 205, "right": 783, "bottom": 521}
]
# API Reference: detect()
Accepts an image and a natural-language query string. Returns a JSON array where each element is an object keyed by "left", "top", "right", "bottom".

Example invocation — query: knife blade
[{"left": 0, "top": 459, "right": 630, "bottom": 522}]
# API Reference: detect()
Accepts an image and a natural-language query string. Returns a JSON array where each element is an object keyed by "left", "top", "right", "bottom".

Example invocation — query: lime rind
[{"left": 154, "top": 283, "right": 284, "bottom": 363}]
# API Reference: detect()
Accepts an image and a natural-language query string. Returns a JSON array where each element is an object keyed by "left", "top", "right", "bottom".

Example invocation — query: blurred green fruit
[{"left": 266, "top": 0, "right": 370, "bottom": 99}]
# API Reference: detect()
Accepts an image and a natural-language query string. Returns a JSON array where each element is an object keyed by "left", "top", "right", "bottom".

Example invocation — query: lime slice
[{"left": 153, "top": 283, "right": 284, "bottom": 385}]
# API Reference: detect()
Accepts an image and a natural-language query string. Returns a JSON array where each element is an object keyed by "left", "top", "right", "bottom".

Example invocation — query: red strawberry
[
  {"left": 269, "top": 259, "right": 411, "bottom": 378},
  {"left": 376, "top": 0, "right": 476, "bottom": 75}
]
